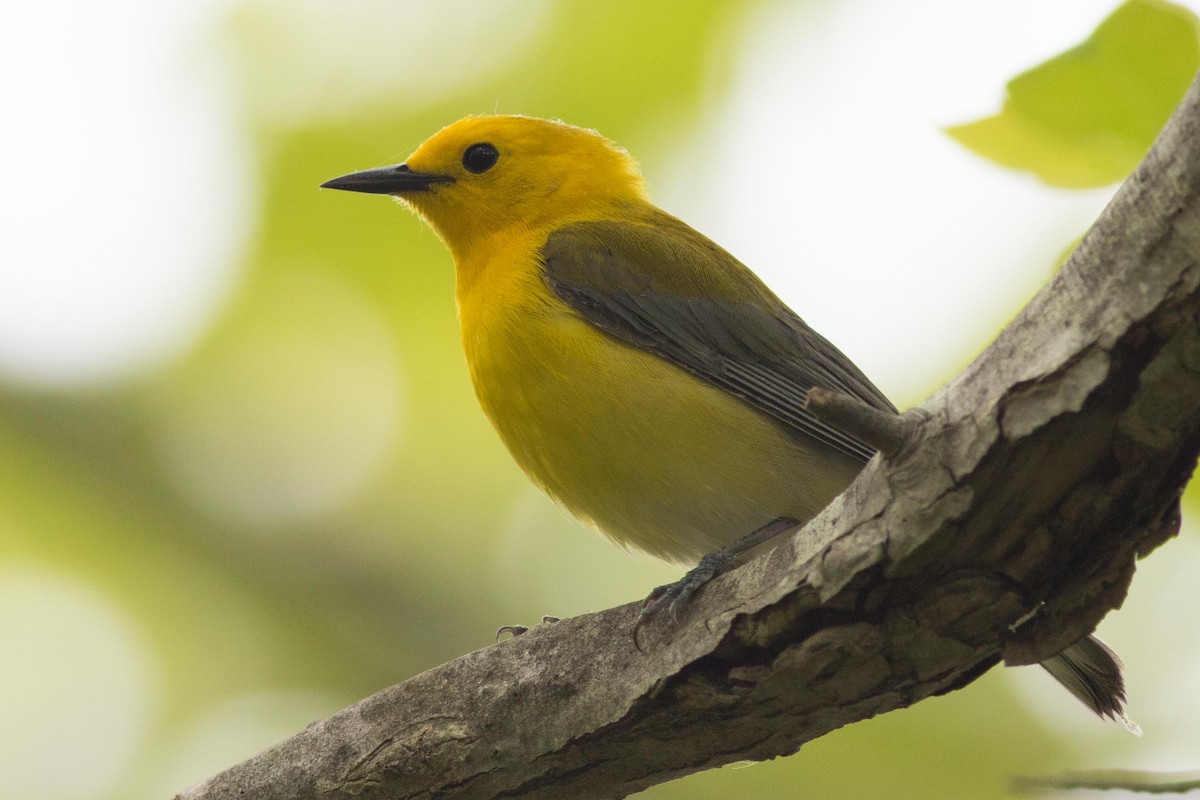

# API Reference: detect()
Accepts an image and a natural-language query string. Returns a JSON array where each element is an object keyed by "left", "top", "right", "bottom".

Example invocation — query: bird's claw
[
  {"left": 632, "top": 550, "right": 733, "bottom": 652},
  {"left": 495, "top": 615, "right": 561, "bottom": 643},
  {"left": 496, "top": 625, "right": 530, "bottom": 642}
]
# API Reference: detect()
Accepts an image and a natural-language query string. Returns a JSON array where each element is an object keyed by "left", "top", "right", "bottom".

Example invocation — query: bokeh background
[{"left": 2, "top": 1, "right": 1198, "bottom": 798}]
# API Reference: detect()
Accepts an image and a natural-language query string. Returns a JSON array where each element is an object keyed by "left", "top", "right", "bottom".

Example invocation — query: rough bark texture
[{"left": 175, "top": 73, "right": 1200, "bottom": 800}]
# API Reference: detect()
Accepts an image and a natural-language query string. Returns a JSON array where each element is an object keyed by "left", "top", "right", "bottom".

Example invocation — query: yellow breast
[{"left": 455, "top": 232, "right": 859, "bottom": 565}]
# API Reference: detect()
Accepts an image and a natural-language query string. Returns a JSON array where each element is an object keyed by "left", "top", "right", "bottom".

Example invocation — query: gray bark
[{"left": 174, "top": 72, "right": 1200, "bottom": 800}]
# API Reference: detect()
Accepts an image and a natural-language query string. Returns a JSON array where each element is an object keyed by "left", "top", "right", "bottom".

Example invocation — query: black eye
[{"left": 462, "top": 142, "right": 499, "bottom": 174}]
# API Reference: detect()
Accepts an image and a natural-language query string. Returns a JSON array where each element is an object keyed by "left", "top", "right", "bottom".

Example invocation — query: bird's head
[{"left": 322, "top": 115, "right": 649, "bottom": 258}]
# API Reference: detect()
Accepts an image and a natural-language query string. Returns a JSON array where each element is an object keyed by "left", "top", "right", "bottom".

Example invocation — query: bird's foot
[
  {"left": 631, "top": 516, "right": 801, "bottom": 652},
  {"left": 633, "top": 550, "right": 733, "bottom": 651}
]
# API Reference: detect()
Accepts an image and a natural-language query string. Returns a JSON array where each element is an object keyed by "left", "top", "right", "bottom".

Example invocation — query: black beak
[{"left": 320, "top": 164, "right": 454, "bottom": 194}]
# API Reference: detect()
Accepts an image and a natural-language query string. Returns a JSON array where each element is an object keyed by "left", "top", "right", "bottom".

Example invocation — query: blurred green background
[{"left": 2, "top": 1, "right": 1198, "bottom": 798}]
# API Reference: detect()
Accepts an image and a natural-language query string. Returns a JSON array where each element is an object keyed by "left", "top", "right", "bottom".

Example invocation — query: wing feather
[{"left": 541, "top": 218, "right": 896, "bottom": 465}]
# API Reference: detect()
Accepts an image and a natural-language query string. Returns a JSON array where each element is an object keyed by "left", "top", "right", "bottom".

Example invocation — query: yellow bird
[{"left": 323, "top": 114, "right": 1126, "bottom": 721}]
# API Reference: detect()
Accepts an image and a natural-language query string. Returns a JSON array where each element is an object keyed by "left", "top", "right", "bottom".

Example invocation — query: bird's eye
[{"left": 462, "top": 142, "right": 499, "bottom": 174}]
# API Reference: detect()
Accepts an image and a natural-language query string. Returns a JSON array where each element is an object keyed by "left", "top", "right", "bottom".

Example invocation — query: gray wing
[{"left": 541, "top": 219, "right": 896, "bottom": 465}]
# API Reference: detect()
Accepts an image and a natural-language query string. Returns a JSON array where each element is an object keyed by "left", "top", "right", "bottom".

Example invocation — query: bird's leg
[{"left": 634, "top": 516, "right": 800, "bottom": 648}]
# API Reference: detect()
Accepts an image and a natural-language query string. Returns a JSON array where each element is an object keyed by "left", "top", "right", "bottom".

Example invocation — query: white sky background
[
  {"left": 1, "top": 0, "right": 1198, "bottom": 795},
  {"left": 0, "top": 0, "right": 251, "bottom": 387}
]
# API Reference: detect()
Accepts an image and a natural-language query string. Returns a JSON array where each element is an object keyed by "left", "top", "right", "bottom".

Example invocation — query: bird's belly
[{"left": 464, "top": 307, "right": 862, "bottom": 565}]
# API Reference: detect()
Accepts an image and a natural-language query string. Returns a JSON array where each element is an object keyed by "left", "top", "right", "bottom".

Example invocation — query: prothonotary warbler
[{"left": 323, "top": 114, "right": 1127, "bottom": 722}]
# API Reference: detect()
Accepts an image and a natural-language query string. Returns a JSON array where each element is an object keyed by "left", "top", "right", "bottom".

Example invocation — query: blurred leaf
[{"left": 946, "top": 0, "right": 1200, "bottom": 188}]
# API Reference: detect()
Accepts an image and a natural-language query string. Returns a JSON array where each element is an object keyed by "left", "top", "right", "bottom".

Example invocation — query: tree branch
[{"left": 175, "top": 71, "right": 1200, "bottom": 800}]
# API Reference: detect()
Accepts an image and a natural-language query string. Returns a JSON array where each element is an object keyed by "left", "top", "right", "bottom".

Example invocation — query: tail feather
[{"left": 1039, "top": 634, "right": 1138, "bottom": 732}]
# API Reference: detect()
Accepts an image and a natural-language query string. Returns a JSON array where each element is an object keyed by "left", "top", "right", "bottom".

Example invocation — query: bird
[{"left": 322, "top": 114, "right": 1127, "bottom": 721}]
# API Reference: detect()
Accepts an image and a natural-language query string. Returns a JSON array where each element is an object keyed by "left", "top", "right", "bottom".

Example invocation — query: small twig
[
  {"left": 1014, "top": 770, "right": 1200, "bottom": 794},
  {"left": 805, "top": 387, "right": 922, "bottom": 459}
]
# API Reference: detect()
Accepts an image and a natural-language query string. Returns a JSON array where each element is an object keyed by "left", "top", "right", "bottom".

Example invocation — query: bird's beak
[{"left": 320, "top": 164, "right": 454, "bottom": 195}]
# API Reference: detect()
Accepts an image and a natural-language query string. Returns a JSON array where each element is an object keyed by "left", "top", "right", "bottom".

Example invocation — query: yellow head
[{"left": 322, "top": 115, "right": 650, "bottom": 258}]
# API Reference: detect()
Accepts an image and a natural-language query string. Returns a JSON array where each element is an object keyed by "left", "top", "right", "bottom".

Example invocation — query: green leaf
[{"left": 947, "top": 0, "right": 1200, "bottom": 188}]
